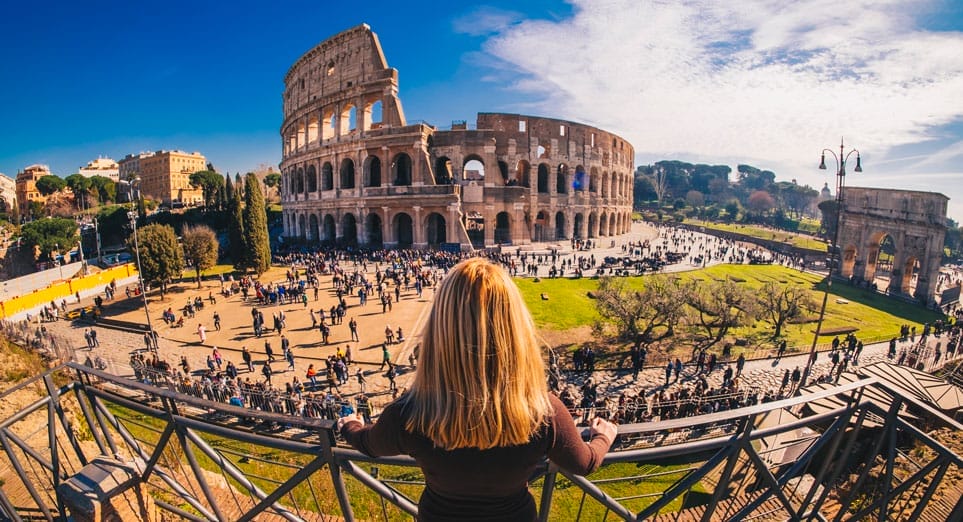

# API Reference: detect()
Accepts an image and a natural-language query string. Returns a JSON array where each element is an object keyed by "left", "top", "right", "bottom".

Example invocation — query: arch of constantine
[
  {"left": 837, "top": 186, "right": 947, "bottom": 302},
  {"left": 279, "top": 25, "right": 635, "bottom": 250}
]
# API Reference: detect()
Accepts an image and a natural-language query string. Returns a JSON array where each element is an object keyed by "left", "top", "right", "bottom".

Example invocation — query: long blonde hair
[{"left": 405, "top": 258, "right": 552, "bottom": 449}]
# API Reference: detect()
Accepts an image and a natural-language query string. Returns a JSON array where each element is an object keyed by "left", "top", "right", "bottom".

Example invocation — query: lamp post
[
  {"left": 128, "top": 178, "right": 155, "bottom": 351},
  {"left": 801, "top": 138, "right": 862, "bottom": 388}
]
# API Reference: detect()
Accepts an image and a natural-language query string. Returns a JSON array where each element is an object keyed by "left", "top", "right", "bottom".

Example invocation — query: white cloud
[
  {"left": 452, "top": 6, "right": 524, "bottom": 37},
  {"left": 473, "top": 0, "right": 963, "bottom": 194}
]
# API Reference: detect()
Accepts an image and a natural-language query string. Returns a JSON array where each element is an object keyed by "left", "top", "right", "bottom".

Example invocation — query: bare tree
[
  {"left": 595, "top": 275, "right": 688, "bottom": 348},
  {"left": 684, "top": 279, "right": 759, "bottom": 350},
  {"left": 759, "top": 281, "right": 816, "bottom": 339}
]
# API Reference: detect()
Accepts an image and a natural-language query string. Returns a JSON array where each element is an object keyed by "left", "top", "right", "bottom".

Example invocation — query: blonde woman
[{"left": 339, "top": 258, "right": 617, "bottom": 521}]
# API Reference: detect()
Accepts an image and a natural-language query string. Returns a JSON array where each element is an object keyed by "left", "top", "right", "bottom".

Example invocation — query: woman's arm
[
  {"left": 339, "top": 402, "right": 406, "bottom": 457},
  {"left": 546, "top": 395, "right": 617, "bottom": 475}
]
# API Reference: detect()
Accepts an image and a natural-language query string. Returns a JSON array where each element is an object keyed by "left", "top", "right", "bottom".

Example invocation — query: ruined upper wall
[
  {"left": 476, "top": 113, "right": 634, "bottom": 171},
  {"left": 282, "top": 24, "right": 404, "bottom": 125}
]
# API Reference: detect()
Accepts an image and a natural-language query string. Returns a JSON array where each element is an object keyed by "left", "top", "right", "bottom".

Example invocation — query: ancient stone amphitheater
[{"left": 280, "top": 24, "right": 635, "bottom": 250}]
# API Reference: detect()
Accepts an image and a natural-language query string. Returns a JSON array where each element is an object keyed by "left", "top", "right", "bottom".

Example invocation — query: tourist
[{"left": 339, "top": 258, "right": 617, "bottom": 521}]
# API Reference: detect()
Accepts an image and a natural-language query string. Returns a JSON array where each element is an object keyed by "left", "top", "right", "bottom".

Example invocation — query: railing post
[
  {"left": 323, "top": 428, "right": 355, "bottom": 521},
  {"left": 537, "top": 464, "right": 558, "bottom": 522}
]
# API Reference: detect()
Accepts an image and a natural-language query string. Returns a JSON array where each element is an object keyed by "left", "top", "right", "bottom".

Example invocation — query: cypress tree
[
  {"left": 242, "top": 172, "right": 271, "bottom": 275},
  {"left": 225, "top": 173, "right": 234, "bottom": 202},
  {"left": 227, "top": 176, "right": 245, "bottom": 270}
]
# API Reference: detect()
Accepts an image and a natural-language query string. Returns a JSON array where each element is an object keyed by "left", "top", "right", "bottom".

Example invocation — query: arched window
[
  {"left": 364, "top": 156, "right": 382, "bottom": 187},
  {"left": 306, "top": 165, "right": 317, "bottom": 193},
  {"left": 322, "top": 162, "right": 334, "bottom": 190},
  {"left": 340, "top": 159, "right": 356, "bottom": 189},
  {"left": 392, "top": 153, "right": 412, "bottom": 186},
  {"left": 365, "top": 99, "right": 383, "bottom": 130},
  {"left": 295, "top": 168, "right": 304, "bottom": 194},
  {"left": 514, "top": 160, "right": 530, "bottom": 187},
  {"left": 434, "top": 157, "right": 453, "bottom": 184},
  {"left": 537, "top": 164, "right": 550, "bottom": 193},
  {"left": 463, "top": 156, "right": 485, "bottom": 181},
  {"left": 307, "top": 116, "right": 319, "bottom": 143},
  {"left": 556, "top": 164, "right": 568, "bottom": 194}
]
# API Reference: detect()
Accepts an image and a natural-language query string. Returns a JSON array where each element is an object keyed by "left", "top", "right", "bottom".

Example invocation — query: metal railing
[{"left": 2, "top": 363, "right": 963, "bottom": 521}]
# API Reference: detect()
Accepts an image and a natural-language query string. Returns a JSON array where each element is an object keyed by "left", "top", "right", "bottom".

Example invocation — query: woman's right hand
[{"left": 589, "top": 417, "right": 618, "bottom": 444}]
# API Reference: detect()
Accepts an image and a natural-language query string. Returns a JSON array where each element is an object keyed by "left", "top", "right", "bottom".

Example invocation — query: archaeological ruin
[{"left": 279, "top": 24, "right": 635, "bottom": 250}]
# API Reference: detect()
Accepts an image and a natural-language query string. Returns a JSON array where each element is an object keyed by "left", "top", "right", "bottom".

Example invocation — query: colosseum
[{"left": 280, "top": 24, "right": 634, "bottom": 250}]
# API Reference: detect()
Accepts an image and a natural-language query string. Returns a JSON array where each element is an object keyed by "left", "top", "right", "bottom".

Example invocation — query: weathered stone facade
[
  {"left": 838, "top": 186, "right": 947, "bottom": 301},
  {"left": 279, "top": 25, "right": 634, "bottom": 249}
]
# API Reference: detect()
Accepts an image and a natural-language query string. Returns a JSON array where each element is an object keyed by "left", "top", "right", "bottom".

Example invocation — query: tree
[
  {"left": 129, "top": 224, "right": 183, "bottom": 298},
  {"left": 241, "top": 172, "right": 270, "bottom": 274},
  {"left": 595, "top": 275, "right": 688, "bottom": 348},
  {"left": 747, "top": 190, "right": 775, "bottom": 215},
  {"left": 818, "top": 199, "right": 839, "bottom": 239},
  {"left": 724, "top": 200, "right": 740, "bottom": 222},
  {"left": 35, "top": 175, "right": 66, "bottom": 196},
  {"left": 263, "top": 172, "right": 281, "bottom": 194},
  {"left": 685, "top": 190, "right": 705, "bottom": 211},
  {"left": 182, "top": 224, "right": 219, "bottom": 288},
  {"left": 189, "top": 170, "right": 225, "bottom": 209},
  {"left": 227, "top": 180, "right": 245, "bottom": 269},
  {"left": 89, "top": 176, "right": 116, "bottom": 204},
  {"left": 225, "top": 174, "right": 235, "bottom": 203},
  {"left": 28, "top": 200, "right": 45, "bottom": 220},
  {"left": 684, "top": 279, "right": 759, "bottom": 349},
  {"left": 65, "top": 174, "right": 92, "bottom": 210},
  {"left": 759, "top": 281, "right": 816, "bottom": 339},
  {"left": 20, "top": 218, "right": 78, "bottom": 261}
]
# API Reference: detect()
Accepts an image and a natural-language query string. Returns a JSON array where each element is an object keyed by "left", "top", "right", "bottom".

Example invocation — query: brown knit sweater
[{"left": 341, "top": 393, "right": 613, "bottom": 521}]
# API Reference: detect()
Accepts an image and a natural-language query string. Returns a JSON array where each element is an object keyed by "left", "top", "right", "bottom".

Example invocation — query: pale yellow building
[
  {"left": 119, "top": 150, "right": 206, "bottom": 205},
  {"left": 15, "top": 164, "right": 53, "bottom": 213},
  {"left": 78, "top": 157, "right": 120, "bottom": 181}
]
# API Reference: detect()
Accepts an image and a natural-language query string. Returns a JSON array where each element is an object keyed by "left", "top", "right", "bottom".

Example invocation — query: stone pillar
[
  {"left": 57, "top": 456, "right": 156, "bottom": 522},
  {"left": 413, "top": 206, "right": 425, "bottom": 248}
]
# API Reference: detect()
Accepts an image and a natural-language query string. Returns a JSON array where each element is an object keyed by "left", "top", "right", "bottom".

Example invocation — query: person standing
[
  {"left": 665, "top": 360, "right": 673, "bottom": 386},
  {"left": 213, "top": 311, "right": 221, "bottom": 331},
  {"left": 212, "top": 347, "right": 223, "bottom": 370},
  {"left": 349, "top": 317, "right": 359, "bottom": 342},
  {"left": 286, "top": 347, "right": 296, "bottom": 372},
  {"left": 736, "top": 353, "right": 746, "bottom": 377},
  {"left": 262, "top": 361, "right": 273, "bottom": 385},
  {"left": 338, "top": 258, "right": 617, "bottom": 521},
  {"left": 356, "top": 368, "right": 366, "bottom": 394},
  {"left": 265, "top": 340, "right": 276, "bottom": 362},
  {"left": 197, "top": 324, "right": 206, "bottom": 344},
  {"left": 242, "top": 346, "right": 254, "bottom": 372}
]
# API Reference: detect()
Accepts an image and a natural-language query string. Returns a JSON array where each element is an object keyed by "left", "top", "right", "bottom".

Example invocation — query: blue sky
[{"left": 2, "top": 0, "right": 962, "bottom": 221}]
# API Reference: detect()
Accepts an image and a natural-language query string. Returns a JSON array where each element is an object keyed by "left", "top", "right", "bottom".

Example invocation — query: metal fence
[{"left": 2, "top": 362, "right": 963, "bottom": 521}]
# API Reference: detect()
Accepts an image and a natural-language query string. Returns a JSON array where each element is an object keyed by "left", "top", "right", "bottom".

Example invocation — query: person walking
[
  {"left": 286, "top": 346, "right": 296, "bottom": 371},
  {"left": 349, "top": 317, "right": 359, "bottom": 342},
  {"left": 262, "top": 361, "right": 273, "bottom": 385},
  {"left": 380, "top": 344, "right": 391, "bottom": 370},
  {"left": 265, "top": 340, "right": 276, "bottom": 362},
  {"left": 338, "top": 258, "right": 617, "bottom": 521},
  {"left": 356, "top": 368, "right": 366, "bottom": 394}
]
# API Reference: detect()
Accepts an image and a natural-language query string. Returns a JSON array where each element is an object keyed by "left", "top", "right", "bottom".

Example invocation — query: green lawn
[
  {"left": 517, "top": 265, "right": 943, "bottom": 352},
  {"left": 686, "top": 221, "right": 828, "bottom": 251},
  {"left": 180, "top": 263, "right": 238, "bottom": 280}
]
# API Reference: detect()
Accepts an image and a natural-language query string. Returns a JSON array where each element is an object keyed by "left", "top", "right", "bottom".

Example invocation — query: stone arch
[
  {"left": 573, "top": 213, "right": 584, "bottom": 239},
  {"left": 555, "top": 212, "right": 566, "bottom": 240},
  {"left": 340, "top": 158, "right": 355, "bottom": 189},
  {"left": 392, "top": 152, "right": 412, "bottom": 186},
  {"left": 364, "top": 155, "right": 382, "bottom": 187},
  {"left": 425, "top": 212, "right": 446, "bottom": 246},
  {"left": 295, "top": 168, "right": 304, "bottom": 195},
  {"left": 589, "top": 167, "right": 599, "bottom": 193},
  {"left": 297, "top": 214, "right": 306, "bottom": 238},
  {"left": 840, "top": 244, "right": 858, "bottom": 278},
  {"left": 307, "top": 115, "right": 319, "bottom": 143},
  {"left": 309, "top": 214, "right": 319, "bottom": 241},
  {"left": 497, "top": 161, "right": 509, "bottom": 185},
  {"left": 434, "top": 156, "right": 453, "bottom": 184},
  {"left": 515, "top": 160, "right": 530, "bottom": 187},
  {"left": 574, "top": 165, "right": 586, "bottom": 191},
  {"left": 322, "top": 214, "right": 336, "bottom": 243},
  {"left": 322, "top": 162, "right": 334, "bottom": 190},
  {"left": 306, "top": 165, "right": 317, "bottom": 193},
  {"left": 556, "top": 164, "right": 568, "bottom": 194},
  {"left": 463, "top": 155, "right": 485, "bottom": 181},
  {"left": 494, "top": 212, "right": 511, "bottom": 244},
  {"left": 862, "top": 231, "right": 894, "bottom": 283},
  {"left": 588, "top": 212, "right": 598, "bottom": 238},
  {"left": 534, "top": 211, "right": 549, "bottom": 242},
  {"left": 363, "top": 98, "right": 383, "bottom": 131},
  {"left": 393, "top": 212, "right": 414, "bottom": 248},
  {"left": 341, "top": 213, "right": 358, "bottom": 245},
  {"left": 322, "top": 109, "right": 335, "bottom": 140},
  {"left": 339, "top": 104, "right": 357, "bottom": 135},
  {"left": 365, "top": 213, "right": 383, "bottom": 248},
  {"left": 537, "top": 163, "right": 550, "bottom": 194},
  {"left": 897, "top": 256, "right": 920, "bottom": 295},
  {"left": 601, "top": 172, "right": 609, "bottom": 197},
  {"left": 611, "top": 174, "right": 619, "bottom": 199},
  {"left": 297, "top": 122, "right": 306, "bottom": 149},
  {"left": 609, "top": 214, "right": 617, "bottom": 236},
  {"left": 599, "top": 213, "right": 608, "bottom": 237}
]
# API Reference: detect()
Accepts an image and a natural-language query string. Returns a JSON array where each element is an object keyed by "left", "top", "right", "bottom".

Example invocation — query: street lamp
[
  {"left": 802, "top": 138, "right": 861, "bottom": 387},
  {"left": 128, "top": 178, "right": 155, "bottom": 351}
]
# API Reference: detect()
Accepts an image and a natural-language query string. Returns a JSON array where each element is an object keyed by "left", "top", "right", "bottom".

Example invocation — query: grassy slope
[
  {"left": 517, "top": 264, "right": 943, "bottom": 350},
  {"left": 687, "top": 221, "right": 827, "bottom": 251}
]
